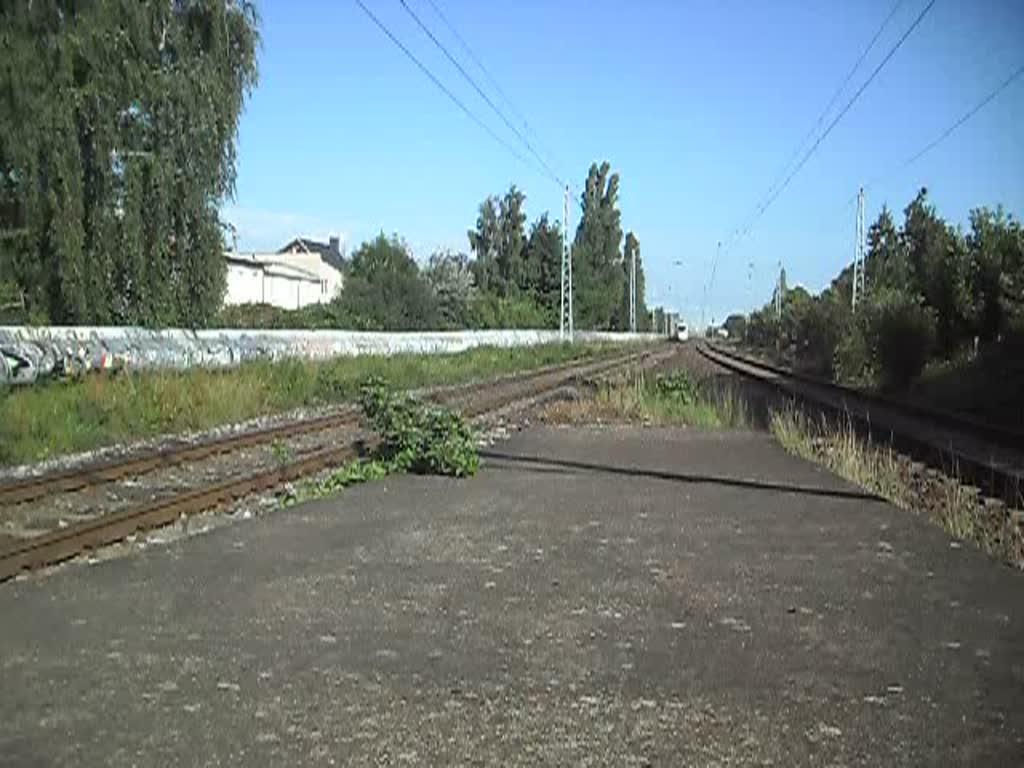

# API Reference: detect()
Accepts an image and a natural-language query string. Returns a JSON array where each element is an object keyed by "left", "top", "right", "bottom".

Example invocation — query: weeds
[
  {"left": 359, "top": 377, "right": 479, "bottom": 477},
  {"left": 285, "top": 377, "right": 479, "bottom": 506},
  {"left": 769, "top": 404, "right": 1021, "bottom": 565},
  {"left": 546, "top": 370, "right": 749, "bottom": 429},
  {"left": 270, "top": 438, "right": 294, "bottom": 467},
  {"left": 0, "top": 342, "right": 618, "bottom": 466}
]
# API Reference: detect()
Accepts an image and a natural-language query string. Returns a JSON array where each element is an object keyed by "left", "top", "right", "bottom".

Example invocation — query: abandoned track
[
  {"left": 0, "top": 345, "right": 667, "bottom": 581},
  {"left": 0, "top": 348, "right": 649, "bottom": 508},
  {"left": 697, "top": 341, "right": 1024, "bottom": 507}
]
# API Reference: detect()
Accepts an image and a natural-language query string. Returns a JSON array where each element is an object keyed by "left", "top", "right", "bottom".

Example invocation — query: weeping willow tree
[{"left": 0, "top": 0, "right": 259, "bottom": 326}]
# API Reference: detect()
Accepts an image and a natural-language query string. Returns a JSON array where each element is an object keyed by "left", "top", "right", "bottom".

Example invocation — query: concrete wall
[{"left": 0, "top": 326, "right": 661, "bottom": 386}]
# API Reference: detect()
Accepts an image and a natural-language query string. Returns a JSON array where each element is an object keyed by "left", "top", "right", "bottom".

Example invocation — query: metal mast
[
  {"left": 560, "top": 183, "right": 573, "bottom": 340},
  {"left": 629, "top": 238, "right": 637, "bottom": 332},
  {"left": 852, "top": 185, "right": 865, "bottom": 311}
]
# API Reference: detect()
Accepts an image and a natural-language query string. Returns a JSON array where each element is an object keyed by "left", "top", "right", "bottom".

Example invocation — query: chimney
[{"left": 329, "top": 236, "right": 340, "bottom": 255}]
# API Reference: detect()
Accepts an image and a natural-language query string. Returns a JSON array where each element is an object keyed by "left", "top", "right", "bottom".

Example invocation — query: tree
[
  {"left": 902, "top": 188, "right": 972, "bottom": 353},
  {"left": 966, "top": 207, "right": 1024, "bottom": 342},
  {"left": 424, "top": 249, "right": 476, "bottom": 328},
  {"left": 620, "top": 232, "right": 648, "bottom": 330},
  {"left": 467, "top": 196, "right": 501, "bottom": 295},
  {"left": 0, "top": 1, "right": 259, "bottom": 327},
  {"left": 334, "top": 234, "right": 439, "bottom": 330},
  {"left": 574, "top": 161, "right": 625, "bottom": 330},
  {"left": 723, "top": 313, "right": 746, "bottom": 340},
  {"left": 522, "top": 214, "right": 563, "bottom": 318},
  {"left": 498, "top": 185, "right": 527, "bottom": 294},
  {"left": 467, "top": 185, "right": 528, "bottom": 299},
  {"left": 865, "top": 205, "right": 912, "bottom": 295}
]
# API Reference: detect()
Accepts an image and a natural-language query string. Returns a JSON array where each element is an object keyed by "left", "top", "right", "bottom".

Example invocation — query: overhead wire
[
  {"left": 420, "top": 0, "right": 561, "bottom": 174},
  {"left": 735, "top": 0, "right": 936, "bottom": 245},
  {"left": 896, "top": 61, "right": 1024, "bottom": 171},
  {"left": 397, "top": 0, "right": 564, "bottom": 186},
  {"left": 352, "top": 0, "right": 536, "bottom": 174},
  {"left": 703, "top": 0, "right": 938, "bottom": 316},
  {"left": 830, "top": 59, "right": 1024, "bottom": 222},
  {"left": 732, "top": 0, "right": 908, "bottom": 239}
]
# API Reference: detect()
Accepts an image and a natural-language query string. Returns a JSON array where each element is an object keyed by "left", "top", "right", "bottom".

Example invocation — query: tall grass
[
  {"left": 769, "top": 404, "right": 1020, "bottom": 563},
  {"left": 552, "top": 371, "right": 750, "bottom": 429},
  {"left": 0, "top": 343, "right": 620, "bottom": 466}
]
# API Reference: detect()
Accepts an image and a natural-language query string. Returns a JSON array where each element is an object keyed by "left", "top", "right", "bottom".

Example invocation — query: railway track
[
  {"left": 697, "top": 341, "right": 1024, "bottom": 507},
  {"left": 0, "top": 345, "right": 668, "bottom": 581}
]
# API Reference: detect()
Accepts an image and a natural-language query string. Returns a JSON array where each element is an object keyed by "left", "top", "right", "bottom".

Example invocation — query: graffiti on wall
[{"left": 0, "top": 327, "right": 660, "bottom": 387}]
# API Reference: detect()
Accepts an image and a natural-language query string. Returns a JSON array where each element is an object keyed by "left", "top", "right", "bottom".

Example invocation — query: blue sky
[{"left": 225, "top": 0, "right": 1024, "bottom": 327}]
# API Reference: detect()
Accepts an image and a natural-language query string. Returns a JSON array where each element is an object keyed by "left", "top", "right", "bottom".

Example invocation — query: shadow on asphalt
[{"left": 479, "top": 449, "right": 883, "bottom": 503}]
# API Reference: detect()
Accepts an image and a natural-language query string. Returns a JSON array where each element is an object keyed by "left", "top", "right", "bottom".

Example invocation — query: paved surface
[{"left": 1, "top": 426, "right": 1022, "bottom": 766}]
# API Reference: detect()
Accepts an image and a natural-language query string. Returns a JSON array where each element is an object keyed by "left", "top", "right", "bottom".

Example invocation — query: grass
[
  {"left": 0, "top": 342, "right": 625, "bottom": 466},
  {"left": 545, "top": 370, "right": 750, "bottom": 429},
  {"left": 769, "top": 404, "right": 1022, "bottom": 565}
]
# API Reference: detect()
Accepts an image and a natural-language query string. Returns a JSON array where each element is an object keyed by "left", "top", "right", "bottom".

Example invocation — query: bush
[
  {"left": 359, "top": 377, "right": 479, "bottom": 477},
  {"left": 791, "top": 296, "right": 846, "bottom": 378},
  {"left": 869, "top": 294, "right": 936, "bottom": 390},
  {"left": 215, "top": 302, "right": 337, "bottom": 329},
  {"left": 467, "top": 294, "right": 552, "bottom": 329},
  {"left": 653, "top": 371, "right": 697, "bottom": 404},
  {"left": 835, "top": 324, "right": 872, "bottom": 385}
]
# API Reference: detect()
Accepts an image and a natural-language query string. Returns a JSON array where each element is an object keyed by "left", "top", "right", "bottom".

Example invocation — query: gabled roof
[{"left": 277, "top": 238, "right": 345, "bottom": 271}]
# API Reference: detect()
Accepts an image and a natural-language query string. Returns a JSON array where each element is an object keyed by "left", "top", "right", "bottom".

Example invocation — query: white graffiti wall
[{"left": 0, "top": 327, "right": 661, "bottom": 386}]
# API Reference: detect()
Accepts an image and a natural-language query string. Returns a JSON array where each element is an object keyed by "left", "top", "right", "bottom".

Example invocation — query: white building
[
  {"left": 223, "top": 236, "right": 345, "bottom": 310},
  {"left": 275, "top": 237, "right": 345, "bottom": 300}
]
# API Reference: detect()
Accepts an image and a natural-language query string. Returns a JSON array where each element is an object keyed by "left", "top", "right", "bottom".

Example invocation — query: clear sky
[{"left": 225, "top": 0, "right": 1024, "bottom": 327}]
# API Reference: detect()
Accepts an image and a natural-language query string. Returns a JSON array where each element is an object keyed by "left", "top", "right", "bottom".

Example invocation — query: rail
[
  {"left": 697, "top": 342, "right": 1024, "bottom": 508},
  {"left": 0, "top": 345, "right": 670, "bottom": 581}
]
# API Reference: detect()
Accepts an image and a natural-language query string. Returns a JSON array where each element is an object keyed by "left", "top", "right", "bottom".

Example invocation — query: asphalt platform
[{"left": 1, "top": 426, "right": 1021, "bottom": 766}]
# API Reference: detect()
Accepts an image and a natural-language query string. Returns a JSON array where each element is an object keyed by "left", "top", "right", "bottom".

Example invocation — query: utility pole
[
  {"left": 852, "top": 185, "right": 865, "bottom": 311},
  {"left": 775, "top": 260, "right": 783, "bottom": 320},
  {"left": 629, "top": 239, "right": 637, "bottom": 333},
  {"left": 560, "top": 183, "right": 573, "bottom": 340}
]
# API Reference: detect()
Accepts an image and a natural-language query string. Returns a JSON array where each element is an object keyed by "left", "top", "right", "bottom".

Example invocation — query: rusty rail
[
  {"left": 697, "top": 341, "right": 1024, "bottom": 508},
  {"left": 0, "top": 346, "right": 664, "bottom": 581}
]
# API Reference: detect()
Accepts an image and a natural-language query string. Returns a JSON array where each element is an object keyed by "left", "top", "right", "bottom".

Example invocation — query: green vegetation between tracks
[
  {"left": 0, "top": 343, "right": 624, "bottom": 467},
  {"left": 546, "top": 370, "right": 750, "bottom": 429},
  {"left": 284, "top": 377, "right": 480, "bottom": 506}
]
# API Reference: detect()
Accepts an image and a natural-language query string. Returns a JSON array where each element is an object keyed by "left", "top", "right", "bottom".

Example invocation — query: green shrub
[
  {"left": 835, "top": 324, "right": 873, "bottom": 385},
  {"left": 653, "top": 371, "right": 697, "bottom": 404},
  {"left": 359, "top": 377, "right": 479, "bottom": 477},
  {"left": 466, "top": 294, "right": 551, "bottom": 329},
  {"left": 870, "top": 294, "right": 936, "bottom": 389}
]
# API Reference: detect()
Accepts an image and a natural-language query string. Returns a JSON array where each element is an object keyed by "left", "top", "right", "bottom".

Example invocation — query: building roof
[
  {"left": 225, "top": 253, "right": 322, "bottom": 282},
  {"left": 277, "top": 237, "right": 345, "bottom": 272}
]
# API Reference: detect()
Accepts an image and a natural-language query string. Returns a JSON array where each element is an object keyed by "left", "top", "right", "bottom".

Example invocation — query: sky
[{"left": 225, "top": 0, "right": 1024, "bottom": 327}]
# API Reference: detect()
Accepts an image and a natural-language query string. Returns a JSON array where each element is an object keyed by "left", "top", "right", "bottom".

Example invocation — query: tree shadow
[{"left": 479, "top": 449, "right": 884, "bottom": 503}]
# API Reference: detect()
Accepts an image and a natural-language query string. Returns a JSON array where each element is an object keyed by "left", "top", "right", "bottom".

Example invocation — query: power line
[
  {"left": 704, "top": 0, "right": 937, "bottom": 312},
  {"left": 736, "top": 0, "right": 907, "bottom": 237},
  {"left": 741, "top": 0, "right": 936, "bottom": 241},
  {"left": 833, "top": 60, "right": 1024, "bottom": 219},
  {"left": 397, "top": 0, "right": 563, "bottom": 186},
  {"left": 421, "top": 0, "right": 560, "bottom": 172},
  {"left": 900, "top": 61, "right": 1024, "bottom": 169},
  {"left": 352, "top": 0, "right": 533, "bottom": 171}
]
